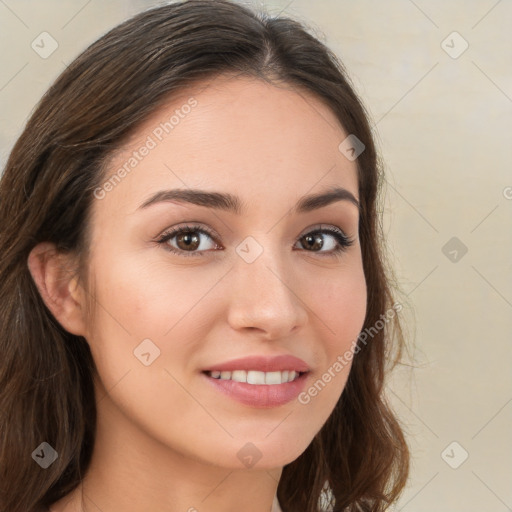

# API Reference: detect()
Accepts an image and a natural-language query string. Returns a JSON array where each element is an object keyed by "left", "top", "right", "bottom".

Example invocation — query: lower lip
[{"left": 202, "top": 371, "right": 309, "bottom": 408}]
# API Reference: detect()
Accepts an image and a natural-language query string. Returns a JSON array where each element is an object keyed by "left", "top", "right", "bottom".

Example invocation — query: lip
[
  {"left": 202, "top": 371, "right": 309, "bottom": 408},
  {"left": 201, "top": 354, "right": 311, "bottom": 408},
  {"left": 202, "top": 354, "right": 311, "bottom": 373}
]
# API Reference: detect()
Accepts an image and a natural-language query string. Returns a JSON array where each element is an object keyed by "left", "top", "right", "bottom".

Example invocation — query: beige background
[{"left": 1, "top": 0, "right": 511, "bottom": 510}]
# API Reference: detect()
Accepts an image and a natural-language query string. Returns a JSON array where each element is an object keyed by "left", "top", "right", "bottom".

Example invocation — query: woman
[{"left": 0, "top": 1, "right": 409, "bottom": 511}]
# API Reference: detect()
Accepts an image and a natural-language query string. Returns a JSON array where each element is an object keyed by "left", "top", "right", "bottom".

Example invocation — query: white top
[
  {"left": 272, "top": 485, "right": 333, "bottom": 511},
  {"left": 272, "top": 494, "right": 283, "bottom": 512}
]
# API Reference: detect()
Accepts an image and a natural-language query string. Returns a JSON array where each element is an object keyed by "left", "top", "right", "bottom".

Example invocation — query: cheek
[
  {"left": 83, "top": 251, "right": 224, "bottom": 393},
  {"left": 314, "top": 259, "right": 367, "bottom": 355},
  {"left": 297, "top": 260, "right": 367, "bottom": 414},
  {"left": 82, "top": 255, "right": 224, "bottom": 459},
  {"left": 87, "top": 248, "right": 215, "bottom": 338}
]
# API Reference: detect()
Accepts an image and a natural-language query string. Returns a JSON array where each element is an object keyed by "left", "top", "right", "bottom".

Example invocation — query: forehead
[{"left": 98, "top": 74, "right": 359, "bottom": 214}]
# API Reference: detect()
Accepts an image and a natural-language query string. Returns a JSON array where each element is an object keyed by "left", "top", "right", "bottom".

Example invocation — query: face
[{"left": 83, "top": 74, "right": 367, "bottom": 470}]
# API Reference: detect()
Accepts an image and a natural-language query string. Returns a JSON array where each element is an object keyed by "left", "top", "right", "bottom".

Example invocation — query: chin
[{"left": 213, "top": 431, "right": 315, "bottom": 471}]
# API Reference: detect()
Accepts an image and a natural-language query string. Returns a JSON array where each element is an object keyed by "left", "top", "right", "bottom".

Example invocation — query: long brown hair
[{"left": 0, "top": 1, "right": 409, "bottom": 510}]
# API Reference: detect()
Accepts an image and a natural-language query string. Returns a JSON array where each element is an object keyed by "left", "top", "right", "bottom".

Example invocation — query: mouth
[
  {"left": 201, "top": 370, "right": 310, "bottom": 409},
  {"left": 201, "top": 354, "right": 311, "bottom": 407},
  {"left": 203, "top": 369, "right": 307, "bottom": 385}
]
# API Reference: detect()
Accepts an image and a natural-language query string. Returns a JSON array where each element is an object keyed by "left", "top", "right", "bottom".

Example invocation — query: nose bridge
[{"left": 227, "top": 238, "right": 307, "bottom": 337}]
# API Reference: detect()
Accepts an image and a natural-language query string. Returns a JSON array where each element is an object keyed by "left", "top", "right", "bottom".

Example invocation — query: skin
[{"left": 28, "top": 74, "right": 367, "bottom": 512}]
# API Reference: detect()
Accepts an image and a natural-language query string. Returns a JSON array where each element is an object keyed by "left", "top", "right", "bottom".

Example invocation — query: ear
[{"left": 27, "top": 242, "right": 88, "bottom": 337}]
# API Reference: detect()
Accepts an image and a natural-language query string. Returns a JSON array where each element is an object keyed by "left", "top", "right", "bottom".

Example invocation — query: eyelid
[
  {"left": 296, "top": 224, "right": 355, "bottom": 255},
  {"left": 156, "top": 223, "right": 220, "bottom": 256},
  {"left": 297, "top": 223, "right": 350, "bottom": 240},
  {"left": 156, "top": 222, "right": 355, "bottom": 257}
]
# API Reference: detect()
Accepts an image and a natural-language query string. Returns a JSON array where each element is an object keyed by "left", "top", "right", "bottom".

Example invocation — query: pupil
[
  {"left": 179, "top": 233, "right": 199, "bottom": 250},
  {"left": 304, "top": 234, "right": 322, "bottom": 250}
]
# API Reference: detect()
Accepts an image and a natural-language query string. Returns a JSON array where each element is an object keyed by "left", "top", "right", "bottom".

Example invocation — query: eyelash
[{"left": 156, "top": 223, "right": 355, "bottom": 258}]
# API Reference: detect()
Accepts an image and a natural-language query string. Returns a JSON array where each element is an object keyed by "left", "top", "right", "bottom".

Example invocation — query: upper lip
[{"left": 202, "top": 354, "right": 310, "bottom": 373}]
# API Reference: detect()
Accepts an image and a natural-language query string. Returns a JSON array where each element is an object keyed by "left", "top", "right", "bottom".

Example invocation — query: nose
[{"left": 226, "top": 248, "right": 308, "bottom": 340}]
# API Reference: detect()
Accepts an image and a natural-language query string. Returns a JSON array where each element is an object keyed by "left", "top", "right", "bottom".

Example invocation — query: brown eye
[
  {"left": 300, "top": 233, "right": 325, "bottom": 251},
  {"left": 295, "top": 226, "right": 354, "bottom": 256},
  {"left": 157, "top": 224, "right": 219, "bottom": 257},
  {"left": 175, "top": 232, "right": 201, "bottom": 251}
]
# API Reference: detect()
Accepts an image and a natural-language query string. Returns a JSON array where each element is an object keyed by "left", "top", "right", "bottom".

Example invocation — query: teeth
[
  {"left": 231, "top": 370, "right": 246, "bottom": 383},
  {"left": 207, "top": 369, "right": 301, "bottom": 384},
  {"left": 247, "top": 371, "right": 265, "bottom": 384},
  {"left": 265, "top": 371, "right": 281, "bottom": 384}
]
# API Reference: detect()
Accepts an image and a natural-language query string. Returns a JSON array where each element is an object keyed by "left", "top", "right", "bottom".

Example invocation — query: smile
[{"left": 204, "top": 369, "right": 303, "bottom": 385}]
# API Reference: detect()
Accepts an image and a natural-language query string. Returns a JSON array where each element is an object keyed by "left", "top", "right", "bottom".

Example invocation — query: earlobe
[{"left": 27, "top": 242, "right": 87, "bottom": 336}]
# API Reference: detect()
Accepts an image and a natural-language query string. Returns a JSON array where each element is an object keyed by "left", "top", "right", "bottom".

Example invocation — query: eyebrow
[{"left": 138, "top": 185, "right": 360, "bottom": 215}]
